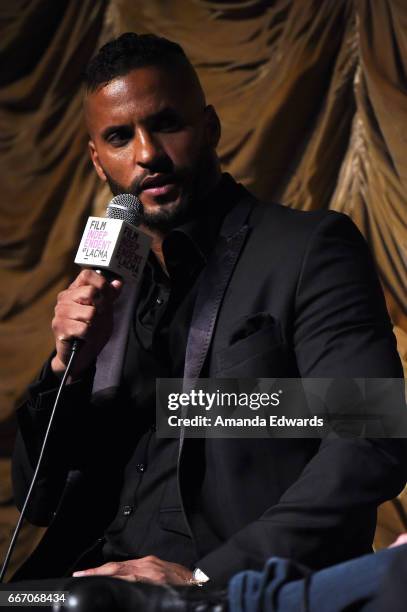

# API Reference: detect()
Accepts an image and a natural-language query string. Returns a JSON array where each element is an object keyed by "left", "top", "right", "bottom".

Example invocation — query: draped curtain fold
[{"left": 0, "top": 0, "right": 405, "bottom": 577}]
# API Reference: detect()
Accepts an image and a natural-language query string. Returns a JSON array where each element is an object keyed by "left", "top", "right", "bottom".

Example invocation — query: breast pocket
[
  {"left": 215, "top": 317, "right": 288, "bottom": 377},
  {"left": 158, "top": 507, "right": 191, "bottom": 537},
  {"left": 158, "top": 475, "right": 191, "bottom": 538}
]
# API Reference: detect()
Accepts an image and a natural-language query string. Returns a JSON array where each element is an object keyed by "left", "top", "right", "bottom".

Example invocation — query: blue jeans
[{"left": 228, "top": 544, "right": 407, "bottom": 612}]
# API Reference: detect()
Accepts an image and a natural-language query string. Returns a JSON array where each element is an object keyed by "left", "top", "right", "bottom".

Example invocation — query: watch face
[{"left": 193, "top": 568, "right": 210, "bottom": 583}]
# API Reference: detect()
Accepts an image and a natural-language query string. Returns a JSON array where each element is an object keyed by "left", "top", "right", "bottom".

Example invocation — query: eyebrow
[{"left": 100, "top": 107, "right": 181, "bottom": 139}]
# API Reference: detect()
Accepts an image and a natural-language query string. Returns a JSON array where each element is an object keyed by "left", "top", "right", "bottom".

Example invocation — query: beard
[
  {"left": 103, "top": 145, "right": 217, "bottom": 233},
  {"left": 105, "top": 172, "right": 193, "bottom": 233}
]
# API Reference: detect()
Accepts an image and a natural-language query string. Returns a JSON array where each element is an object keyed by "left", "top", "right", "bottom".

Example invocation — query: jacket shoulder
[
  {"left": 251, "top": 198, "right": 350, "bottom": 230},
  {"left": 247, "top": 198, "right": 364, "bottom": 249}
]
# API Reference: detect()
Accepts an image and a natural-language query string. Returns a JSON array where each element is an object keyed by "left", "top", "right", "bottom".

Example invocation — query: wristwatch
[{"left": 191, "top": 567, "right": 210, "bottom": 585}]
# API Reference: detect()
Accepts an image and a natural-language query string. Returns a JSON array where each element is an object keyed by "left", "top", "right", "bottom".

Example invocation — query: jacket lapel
[
  {"left": 178, "top": 195, "right": 254, "bottom": 461},
  {"left": 183, "top": 194, "right": 254, "bottom": 383},
  {"left": 91, "top": 281, "right": 140, "bottom": 402}
]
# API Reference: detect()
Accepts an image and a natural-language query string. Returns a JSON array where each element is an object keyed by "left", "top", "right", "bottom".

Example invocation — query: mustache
[
  {"left": 128, "top": 156, "right": 178, "bottom": 195},
  {"left": 128, "top": 173, "right": 146, "bottom": 196},
  {"left": 103, "top": 158, "right": 180, "bottom": 197},
  {"left": 129, "top": 170, "right": 185, "bottom": 195}
]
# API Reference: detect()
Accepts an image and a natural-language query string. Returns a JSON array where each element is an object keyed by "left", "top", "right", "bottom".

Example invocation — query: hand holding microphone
[
  {"left": 51, "top": 193, "right": 151, "bottom": 379},
  {"left": 51, "top": 269, "right": 123, "bottom": 379}
]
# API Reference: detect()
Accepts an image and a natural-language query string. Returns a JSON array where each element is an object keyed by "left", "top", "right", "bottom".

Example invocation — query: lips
[{"left": 140, "top": 174, "right": 178, "bottom": 196}]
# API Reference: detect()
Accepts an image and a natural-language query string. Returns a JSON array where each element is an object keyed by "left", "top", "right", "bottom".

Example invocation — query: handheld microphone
[
  {"left": 73, "top": 193, "right": 151, "bottom": 351},
  {"left": 74, "top": 193, "right": 151, "bottom": 283}
]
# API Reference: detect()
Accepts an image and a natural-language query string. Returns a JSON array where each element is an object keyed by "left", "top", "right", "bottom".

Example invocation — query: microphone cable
[{"left": 0, "top": 340, "right": 81, "bottom": 583}]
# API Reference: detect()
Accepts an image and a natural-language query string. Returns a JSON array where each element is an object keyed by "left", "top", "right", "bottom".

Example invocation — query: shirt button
[
  {"left": 123, "top": 505, "right": 133, "bottom": 516},
  {"left": 136, "top": 464, "right": 145, "bottom": 473}
]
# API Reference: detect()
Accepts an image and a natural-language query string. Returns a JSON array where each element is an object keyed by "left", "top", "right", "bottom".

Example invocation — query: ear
[
  {"left": 88, "top": 140, "right": 107, "bottom": 182},
  {"left": 204, "top": 105, "right": 221, "bottom": 148}
]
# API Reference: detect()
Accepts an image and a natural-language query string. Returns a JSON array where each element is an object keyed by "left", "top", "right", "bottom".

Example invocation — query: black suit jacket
[{"left": 12, "top": 185, "right": 406, "bottom": 586}]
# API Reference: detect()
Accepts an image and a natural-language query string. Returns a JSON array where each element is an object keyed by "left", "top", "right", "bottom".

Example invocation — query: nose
[{"left": 134, "top": 127, "right": 163, "bottom": 168}]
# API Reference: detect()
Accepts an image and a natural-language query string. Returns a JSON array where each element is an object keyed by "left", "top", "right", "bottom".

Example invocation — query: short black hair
[{"left": 85, "top": 32, "right": 189, "bottom": 92}]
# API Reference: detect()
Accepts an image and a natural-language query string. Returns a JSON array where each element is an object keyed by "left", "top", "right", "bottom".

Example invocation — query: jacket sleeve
[
  {"left": 197, "top": 212, "right": 407, "bottom": 585},
  {"left": 12, "top": 358, "right": 96, "bottom": 526}
]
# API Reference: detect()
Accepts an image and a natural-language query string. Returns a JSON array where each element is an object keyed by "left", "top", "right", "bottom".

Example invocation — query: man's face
[{"left": 85, "top": 64, "right": 220, "bottom": 232}]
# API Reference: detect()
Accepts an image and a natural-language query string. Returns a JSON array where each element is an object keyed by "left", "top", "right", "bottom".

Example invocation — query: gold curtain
[
  {"left": 0, "top": 0, "right": 108, "bottom": 577},
  {"left": 0, "top": 0, "right": 405, "bottom": 577}
]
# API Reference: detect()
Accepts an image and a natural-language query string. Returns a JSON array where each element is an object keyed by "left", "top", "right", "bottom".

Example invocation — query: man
[{"left": 11, "top": 33, "right": 406, "bottom": 587}]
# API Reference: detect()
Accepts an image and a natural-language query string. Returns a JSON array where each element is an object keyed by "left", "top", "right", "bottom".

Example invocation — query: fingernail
[
  {"left": 73, "top": 571, "right": 85, "bottom": 577},
  {"left": 111, "top": 280, "right": 122, "bottom": 289}
]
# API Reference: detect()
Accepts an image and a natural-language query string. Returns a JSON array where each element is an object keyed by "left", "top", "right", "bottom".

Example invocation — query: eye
[
  {"left": 105, "top": 127, "right": 133, "bottom": 146},
  {"left": 153, "top": 112, "right": 184, "bottom": 133}
]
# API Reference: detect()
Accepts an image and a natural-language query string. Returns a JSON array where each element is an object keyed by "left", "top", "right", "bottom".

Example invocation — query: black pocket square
[{"left": 230, "top": 312, "right": 277, "bottom": 345}]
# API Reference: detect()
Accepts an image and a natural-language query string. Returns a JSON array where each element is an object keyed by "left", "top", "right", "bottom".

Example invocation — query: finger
[
  {"left": 110, "top": 279, "right": 122, "bottom": 291},
  {"left": 58, "top": 285, "right": 105, "bottom": 308},
  {"left": 73, "top": 562, "right": 121, "bottom": 577},
  {"left": 138, "top": 555, "right": 159, "bottom": 562},
  {"left": 54, "top": 303, "right": 96, "bottom": 324},
  {"left": 53, "top": 320, "right": 91, "bottom": 343},
  {"left": 117, "top": 567, "right": 167, "bottom": 583},
  {"left": 76, "top": 278, "right": 122, "bottom": 304},
  {"left": 69, "top": 270, "right": 123, "bottom": 299},
  {"left": 111, "top": 574, "right": 152, "bottom": 583},
  {"left": 69, "top": 269, "right": 108, "bottom": 290}
]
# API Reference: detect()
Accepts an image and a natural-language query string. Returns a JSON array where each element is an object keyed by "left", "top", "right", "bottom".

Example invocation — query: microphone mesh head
[{"left": 106, "top": 193, "right": 142, "bottom": 226}]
